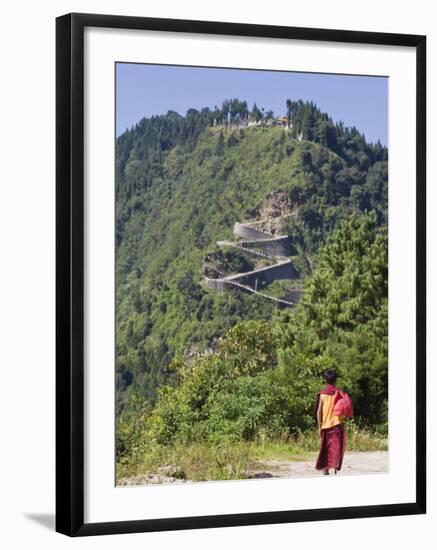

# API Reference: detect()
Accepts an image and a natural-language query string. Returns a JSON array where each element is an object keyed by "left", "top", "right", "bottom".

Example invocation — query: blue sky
[{"left": 116, "top": 63, "right": 388, "bottom": 145}]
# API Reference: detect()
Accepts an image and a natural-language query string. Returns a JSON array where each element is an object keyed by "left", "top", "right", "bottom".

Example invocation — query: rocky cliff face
[{"left": 245, "top": 191, "right": 296, "bottom": 235}]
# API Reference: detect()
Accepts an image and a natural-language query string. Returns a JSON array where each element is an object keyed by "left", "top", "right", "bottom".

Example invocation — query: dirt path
[
  {"left": 247, "top": 451, "right": 388, "bottom": 479},
  {"left": 118, "top": 452, "right": 388, "bottom": 486}
]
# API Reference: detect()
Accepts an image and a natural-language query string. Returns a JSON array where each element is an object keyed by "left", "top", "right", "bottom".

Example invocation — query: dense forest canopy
[{"left": 115, "top": 99, "right": 388, "bottom": 447}]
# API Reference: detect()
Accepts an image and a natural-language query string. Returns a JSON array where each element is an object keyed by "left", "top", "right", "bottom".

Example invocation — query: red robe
[{"left": 315, "top": 385, "right": 346, "bottom": 471}]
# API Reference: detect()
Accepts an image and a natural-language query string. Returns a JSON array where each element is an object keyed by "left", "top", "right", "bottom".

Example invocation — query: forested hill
[{"left": 115, "top": 99, "right": 388, "bottom": 419}]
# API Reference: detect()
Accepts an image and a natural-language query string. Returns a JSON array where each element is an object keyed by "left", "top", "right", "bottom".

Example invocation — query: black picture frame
[{"left": 56, "top": 12, "right": 426, "bottom": 537}]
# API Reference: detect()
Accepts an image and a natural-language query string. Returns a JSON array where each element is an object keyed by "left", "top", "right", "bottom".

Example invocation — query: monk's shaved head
[{"left": 323, "top": 369, "right": 337, "bottom": 385}]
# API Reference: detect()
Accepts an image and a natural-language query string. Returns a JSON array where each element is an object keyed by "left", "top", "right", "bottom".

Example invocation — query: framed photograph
[{"left": 56, "top": 12, "right": 426, "bottom": 536}]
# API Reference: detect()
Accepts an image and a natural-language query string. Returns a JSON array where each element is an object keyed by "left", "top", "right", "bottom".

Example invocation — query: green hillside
[{"left": 115, "top": 100, "right": 388, "bottom": 426}]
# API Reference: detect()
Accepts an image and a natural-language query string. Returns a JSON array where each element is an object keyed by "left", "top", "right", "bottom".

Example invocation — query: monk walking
[{"left": 315, "top": 369, "right": 347, "bottom": 475}]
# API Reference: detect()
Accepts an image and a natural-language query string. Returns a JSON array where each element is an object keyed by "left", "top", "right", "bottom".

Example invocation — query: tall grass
[
  {"left": 290, "top": 423, "right": 388, "bottom": 453},
  {"left": 116, "top": 424, "right": 387, "bottom": 484},
  {"left": 117, "top": 441, "right": 251, "bottom": 482}
]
